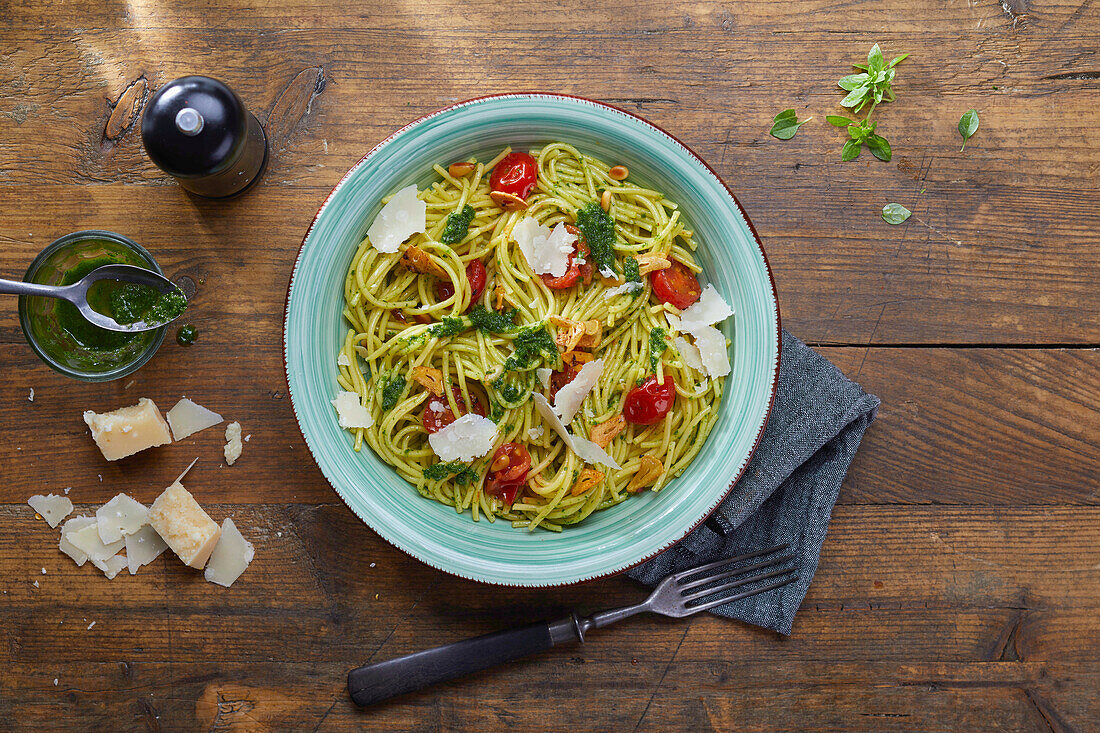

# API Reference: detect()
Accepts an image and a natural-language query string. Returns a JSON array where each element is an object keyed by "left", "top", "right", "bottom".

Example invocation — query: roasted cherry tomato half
[
  {"left": 490, "top": 152, "right": 538, "bottom": 201},
  {"left": 541, "top": 225, "right": 592, "bottom": 290},
  {"left": 435, "top": 259, "right": 488, "bottom": 310},
  {"left": 650, "top": 260, "right": 702, "bottom": 310},
  {"left": 485, "top": 442, "right": 532, "bottom": 505},
  {"left": 623, "top": 375, "right": 676, "bottom": 426},
  {"left": 549, "top": 364, "right": 581, "bottom": 401},
  {"left": 421, "top": 386, "right": 486, "bottom": 434}
]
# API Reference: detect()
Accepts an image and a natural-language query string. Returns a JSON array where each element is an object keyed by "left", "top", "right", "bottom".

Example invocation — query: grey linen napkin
[{"left": 627, "top": 329, "right": 880, "bottom": 635}]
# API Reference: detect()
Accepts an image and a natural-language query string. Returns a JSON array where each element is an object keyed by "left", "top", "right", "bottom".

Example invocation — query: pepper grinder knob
[{"left": 141, "top": 75, "right": 268, "bottom": 198}]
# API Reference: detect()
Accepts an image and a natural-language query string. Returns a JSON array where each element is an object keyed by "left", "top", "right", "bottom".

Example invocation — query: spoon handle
[{"left": 0, "top": 277, "right": 69, "bottom": 299}]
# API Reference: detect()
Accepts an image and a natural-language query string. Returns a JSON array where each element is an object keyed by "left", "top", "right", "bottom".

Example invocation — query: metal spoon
[{"left": 0, "top": 264, "right": 185, "bottom": 333}]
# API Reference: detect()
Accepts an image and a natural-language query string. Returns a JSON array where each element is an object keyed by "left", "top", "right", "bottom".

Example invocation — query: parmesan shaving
[
  {"left": 511, "top": 217, "right": 577, "bottom": 277},
  {"left": 204, "top": 518, "right": 255, "bottom": 588},
  {"left": 678, "top": 285, "right": 734, "bottom": 333},
  {"left": 28, "top": 494, "right": 73, "bottom": 528},
  {"left": 166, "top": 398, "right": 223, "bottom": 442},
  {"left": 427, "top": 414, "right": 499, "bottom": 462},
  {"left": 331, "top": 391, "right": 374, "bottom": 429},
  {"left": 552, "top": 358, "right": 604, "bottom": 425},
  {"left": 367, "top": 185, "right": 426, "bottom": 253},
  {"left": 533, "top": 394, "right": 621, "bottom": 470},
  {"left": 692, "top": 325, "right": 731, "bottom": 378}
]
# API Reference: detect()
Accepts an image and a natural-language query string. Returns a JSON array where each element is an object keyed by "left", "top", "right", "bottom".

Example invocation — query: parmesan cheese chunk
[
  {"left": 67, "top": 523, "right": 125, "bottom": 570},
  {"left": 367, "top": 185, "right": 426, "bottom": 253},
  {"left": 59, "top": 516, "right": 97, "bottom": 566},
  {"left": 331, "top": 391, "right": 374, "bottom": 429},
  {"left": 148, "top": 481, "right": 221, "bottom": 569},
  {"left": 674, "top": 336, "right": 705, "bottom": 372},
  {"left": 427, "top": 414, "right": 499, "bottom": 462},
  {"left": 692, "top": 325, "right": 731, "bottom": 378},
  {"left": 28, "top": 494, "right": 73, "bottom": 528},
  {"left": 223, "top": 422, "right": 243, "bottom": 466},
  {"left": 204, "top": 518, "right": 255, "bottom": 588},
  {"left": 678, "top": 285, "right": 734, "bottom": 333},
  {"left": 533, "top": 394, "right": 621, "bottom": 470},
  {"left": 83, "top": 398, "right": 172, "bottom": 461},
  {"left": 125, "top": 524, "right": 168, "bottom": 575},
  {"left": 101, "top": 555, "right": 128, "bottom": 580},
  {"left": 96, "top": 493, "right": 149, "bottom": 544},
  {"left": 511, "top": 217, "right": 577, "bottom": 277},
  {"left": 552, "top": 358, "right": 604, "bottom": 425},
  {"left": 166, "top": 398, "right": 223, "bottom": 442}
]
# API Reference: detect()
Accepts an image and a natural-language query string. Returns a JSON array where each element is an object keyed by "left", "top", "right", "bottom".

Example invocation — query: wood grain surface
[{"left": 1, "top": 0, "right": 1097, "bottom": 730}]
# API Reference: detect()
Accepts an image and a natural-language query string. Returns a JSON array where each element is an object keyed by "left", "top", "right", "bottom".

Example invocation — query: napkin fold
[{"left": 628, "top": 329, "right": 880, "bottom": 635}]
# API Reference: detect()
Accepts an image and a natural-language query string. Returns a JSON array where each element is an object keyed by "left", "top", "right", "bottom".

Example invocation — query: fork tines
[{"left": 676, "top": 543, "right": 798, "bottom": 612}]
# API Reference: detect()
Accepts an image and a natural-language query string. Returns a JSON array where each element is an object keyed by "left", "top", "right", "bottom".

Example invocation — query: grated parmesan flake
[
  {"left": 677, "top": 285, "right": 734, "bottom": 333},
  {"left": 331, "top": 391, "right": 374, "bottom": 429},
  {"left": 552, "top": 358, "right": 604, "bottom": 425}
]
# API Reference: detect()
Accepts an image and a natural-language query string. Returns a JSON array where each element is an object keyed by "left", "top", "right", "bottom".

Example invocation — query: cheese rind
[
  {"left": 204, "top": 518, "right": 255, "bottom": 588},
  {"left": 96, "top": 493, "right": 149, "bottom": 544},
  {"left": 83, "top": 398, "right": 172, "bottom": 461},
  {"left": 148, "top": 481, "right": 221, "bottom": 569},
  {"left": 28, "top": 494, "right": 74, "bottom": 528}
]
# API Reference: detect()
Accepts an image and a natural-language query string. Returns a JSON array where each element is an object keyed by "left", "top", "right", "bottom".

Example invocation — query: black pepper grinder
[{"left": 141, "top": 75, "right": 268, "bottom": 198}]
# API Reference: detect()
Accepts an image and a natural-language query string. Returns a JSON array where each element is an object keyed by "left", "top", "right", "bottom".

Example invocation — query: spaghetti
[{"left": 335, "top": 143, "right": 728, "bottom": 532}]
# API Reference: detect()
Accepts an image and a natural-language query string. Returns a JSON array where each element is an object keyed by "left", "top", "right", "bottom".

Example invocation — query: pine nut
[
  {"left": 608, "top": 165, "right": 628, "bottom": 181},
  {"left": 600, "top": 189, "right": 612, "bottom": 211},
  {"left": 448, "top": 161, "right": 476, "bottom": 178}
]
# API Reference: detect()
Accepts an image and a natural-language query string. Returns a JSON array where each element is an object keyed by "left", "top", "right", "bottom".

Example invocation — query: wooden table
[{"left": 2, "top": 1, "right": 1097, "bottom": 730}]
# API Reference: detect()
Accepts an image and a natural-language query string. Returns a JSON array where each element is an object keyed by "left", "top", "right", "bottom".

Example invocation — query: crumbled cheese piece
[
  {"left": 148, "top": 481, "right": 221, "bottom": 569},
  {"left": 86, "top": 621, "right": 96, "bottom": 630},
  {"left": 678, "top": 285, "right": 734, "bottom": 333},
  {"left": 63, "top": 487, "right": 71, "bottom": 495},
  {"left": 33, "top": 580, "right": 39, "bottom": 587},
  {"left": 367, "top": 185, "right": 426, "bottom": 253},
  {"left": 124, "top": 380, "right": 135, "bottom": 390},
  {"left": 223, "top": 422, "right": 243, "bottom": 466},
  {"left": 331, "top": 391, "right": 373, "bottom": 429},
  {"left": 533, "top": 394, "right": 620, "bottom": 470},
  {"left": 101, "top": 555, "right": 128, "bottom": 580},
  {"left": 427, "top": 414, "right": 499, "bottom": 462},
  {"left": 527, "top": 425, "right": 544, "bottom": 440},
  {"left": 95, "top": 493, "right": 149, "bottom": 544},
  {"left": 599, "top": 266, "right": 616, "bottom": 279},
  {"left": 603, "top": 281, "right": 643, "bottom": 299},
  {"left": 28, "top": 388, "right": 34, "bottom": 402},
  {"left": 204, "top": 518, "right": 254, "bottom": 588},
  {"left": 536, "top": 368, "right": 552, "bottom": 389},
  {"left": 692, "top": 325, "right": 731, "bottom": 378},
  {"left": 674, "top": 336, "right": 704, "bottom": 372},
  {"left": 166, "top": 398, "right": 223, "bottom": 441},
  {"left": 125, "top": 524, "right": 168, "bottom": 575},
  {"left": 337, "top": 353, "right": 351, "bottom": 367},
  {"left": 511, "top": 217, "right": 577, "bottom": 277},
  {"left": 428, "top": 401, "right": 444, "bottom": 413},
  {"left": 28, "top": 494, "right": 73, "bottom": 528},
  {"left": 41, "top": 568, "right": 46, "bottom": 574},
  {"left": 552, "top": 358, "right": 604, "bottom": 425},
  {"left": 59, "top": 516, "right": 96, "bottom": 566},
  {"left": 244, "top": 434, "right": 251, "bottom": 442},
  {"left": 83, "top": 399, "right": 172, "bottom": 461},
  {"left": 67, "top": 523, "right": 125, "bottom": 570},
  {"left": 53, "top": 679, "right": 57, "bottom": 686},
  {"left": 695, "top": 378, "right": 711, "bottom": 395}
]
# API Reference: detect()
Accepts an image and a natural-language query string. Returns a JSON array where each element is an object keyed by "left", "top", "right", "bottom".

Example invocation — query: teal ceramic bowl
[{"left": 285, "top": 94, "right": 780, "bottom": 586}]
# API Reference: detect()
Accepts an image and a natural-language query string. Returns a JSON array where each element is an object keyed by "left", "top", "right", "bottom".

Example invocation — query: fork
[{"left": 348, "top": 543, "right": 798, "bottom": 707}]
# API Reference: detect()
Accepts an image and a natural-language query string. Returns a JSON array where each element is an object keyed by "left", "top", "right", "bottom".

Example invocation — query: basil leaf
[
  {"left": 882, "top": 203, "right": 912, "bottom": 224},
  {"left": 867, "top": 134, "right": 892, "bottom": 161},
  {"left": 958, "top": 109, "right": 979, "bottom": 151},
  {"left": 887, "top": 53, "right": 909, "bottom": 68},
  {"left": 867, "top": 43, "right": 885, "bottom": 72},
  {"left": 827, "top": 115, "right": 854, "bottom": 127},
  {"left": 838, "top": 73, "right": 868, "bottom": 91},
  {"left": 840, "top": 86, "right": 869, "bottom": 108},
  {"left": 841, "top": 139, "right": 862, "bottom": 161},
  {"left": 769, "top": 109, "right": 812, "bottom": 140}
]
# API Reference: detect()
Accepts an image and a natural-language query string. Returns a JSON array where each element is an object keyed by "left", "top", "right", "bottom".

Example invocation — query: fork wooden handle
[{"left": 348, "top": 614, "right": 584, "bottom": 707}]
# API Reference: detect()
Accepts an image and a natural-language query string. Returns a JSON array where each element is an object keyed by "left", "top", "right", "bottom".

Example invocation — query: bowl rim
[
  {"left": 19, "top": 229, "right": 168, "bottom": 382},
  {"left": 282, "top": 92, "right": 782, "bottom": 587}
]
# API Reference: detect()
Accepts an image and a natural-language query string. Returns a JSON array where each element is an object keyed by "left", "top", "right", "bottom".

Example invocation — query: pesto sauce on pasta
[{"left": 335, "top": 143, "right": 725, "bottom": 532}]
